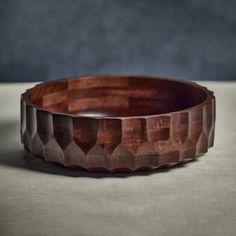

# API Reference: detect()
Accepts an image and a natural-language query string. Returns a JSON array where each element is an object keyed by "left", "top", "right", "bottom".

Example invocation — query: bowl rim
[{"left": 21, "top": 75, "right": 215, "bottom": 120}]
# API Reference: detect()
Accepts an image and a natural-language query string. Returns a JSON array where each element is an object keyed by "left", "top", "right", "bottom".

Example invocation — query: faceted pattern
[{"left": 21, "top": 95, "right": 215, "bottom": 173}]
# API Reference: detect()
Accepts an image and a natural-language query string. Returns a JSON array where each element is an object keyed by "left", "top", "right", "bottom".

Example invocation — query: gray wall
[{"left": 0, "top": 0, "right": 235, "bottom": 82}]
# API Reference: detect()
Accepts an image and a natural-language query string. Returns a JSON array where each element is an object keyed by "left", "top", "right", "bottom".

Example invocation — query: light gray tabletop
[{"left": 0, "top": 82, "right": 235, "bottom": 236}]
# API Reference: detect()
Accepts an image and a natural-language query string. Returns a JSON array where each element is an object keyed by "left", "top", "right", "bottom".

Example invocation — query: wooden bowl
[{"left": 21, "top": 75, "right": 215, "bottom": 172}]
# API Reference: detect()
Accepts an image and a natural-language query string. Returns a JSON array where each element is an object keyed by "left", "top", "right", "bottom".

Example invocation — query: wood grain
[{"left": 21, "top": 75, "right": 215, "bottom": 172}]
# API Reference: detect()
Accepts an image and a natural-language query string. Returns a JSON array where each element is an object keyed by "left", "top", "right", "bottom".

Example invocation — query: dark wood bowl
[{"left": 21, "top": 75, "right": 215, "bottom": 172}]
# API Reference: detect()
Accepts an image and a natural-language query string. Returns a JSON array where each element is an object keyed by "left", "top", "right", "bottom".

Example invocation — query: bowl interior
[{"left": 27, "top": 76, "right": 207, "bottom": 117}]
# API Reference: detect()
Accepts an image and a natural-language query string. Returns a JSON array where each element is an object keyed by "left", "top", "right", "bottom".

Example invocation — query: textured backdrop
[{"left": 0, "top": 0, "right": 235, "bottom": 82}]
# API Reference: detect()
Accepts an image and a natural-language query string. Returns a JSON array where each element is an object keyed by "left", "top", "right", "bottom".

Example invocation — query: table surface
[{"left": 0, "top": 82, "right": 235, "bottom": 236}]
